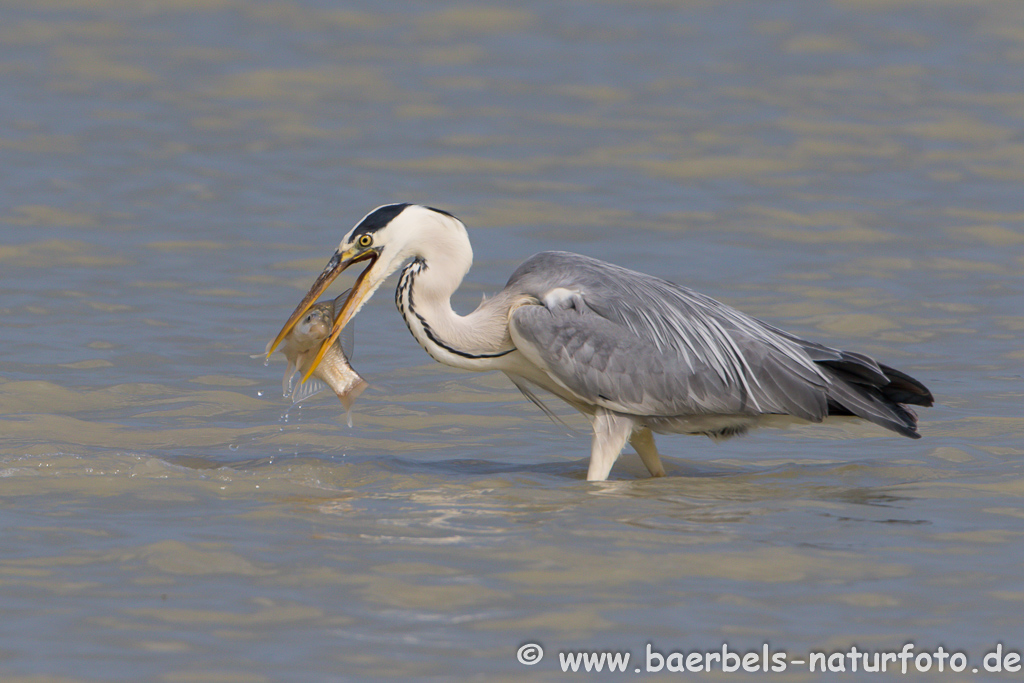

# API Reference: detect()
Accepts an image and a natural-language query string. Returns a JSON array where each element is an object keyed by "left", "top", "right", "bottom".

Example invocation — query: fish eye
[{"left": 357, "top": 234, "right": 373, "bottom": 248}]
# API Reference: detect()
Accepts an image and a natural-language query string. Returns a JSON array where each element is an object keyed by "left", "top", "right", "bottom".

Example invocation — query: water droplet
[
  {"left": 263, "top": 358, "right": 270, "bottom": 367},
  {"left": 257, "top": 390, "right": 264, "bottom": 397},
  {"left": 228, "top": 444, "right": 239, "bottom": 451}
]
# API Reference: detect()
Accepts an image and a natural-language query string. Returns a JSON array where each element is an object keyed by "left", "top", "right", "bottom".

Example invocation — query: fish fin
[
  {"left": 338, "top": 378, "right": 368, "bottom": 428},
  {"left": 332, "top": 290, "right": 356, "bottom": 358},
  {"left": 338, "top": 378, "right": 368, "bottom": 411},
  {"left": 281, "top": 361, "right": 297, "bottom": 398},
  {"left": 339, "top": 323, "right": 355, "bottom": 359},
  {"left": 291, "top": 377, "right": 329, "bottom": 404}
]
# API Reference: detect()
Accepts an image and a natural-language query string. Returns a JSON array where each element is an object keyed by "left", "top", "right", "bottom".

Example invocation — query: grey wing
[
  {"left": 509, "top": 301, "right": 755, "bottom": 417},
  {"left": 506, "top": 252, "right": 832, "bottom": 421}
]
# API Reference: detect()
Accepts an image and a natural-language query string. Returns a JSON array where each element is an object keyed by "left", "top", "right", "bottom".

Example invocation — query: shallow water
[{"left": 2, "top": 0, "right": 1023, "bottom": 680}]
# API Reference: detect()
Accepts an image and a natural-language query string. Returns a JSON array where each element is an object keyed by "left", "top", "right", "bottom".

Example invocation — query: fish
[{"left": 265, "top": 291, "right": 368, "bottom": 425}]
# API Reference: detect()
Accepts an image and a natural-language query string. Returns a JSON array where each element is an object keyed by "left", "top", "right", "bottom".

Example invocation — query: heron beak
[{"left": 265, "top": 247, "right": 378, "bottom": 381}]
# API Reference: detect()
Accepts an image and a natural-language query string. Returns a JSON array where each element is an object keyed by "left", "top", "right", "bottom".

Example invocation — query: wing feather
[{"left": 505, "top": 251, "right": 904, "bottom": 428}]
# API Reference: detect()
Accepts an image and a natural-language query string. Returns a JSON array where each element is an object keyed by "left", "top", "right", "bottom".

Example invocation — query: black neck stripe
[{"left": 398, "top": 260, "right": 512, "bottom": 361}]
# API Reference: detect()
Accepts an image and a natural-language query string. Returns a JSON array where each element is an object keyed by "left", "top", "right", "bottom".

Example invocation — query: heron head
[{"left": 266, "top": 203, "right": 464, "bottom": 380}]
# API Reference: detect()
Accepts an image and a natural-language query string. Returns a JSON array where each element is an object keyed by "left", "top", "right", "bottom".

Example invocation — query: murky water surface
[{"left": 2, "top": 0, "right": 1023, "bottom": 680}]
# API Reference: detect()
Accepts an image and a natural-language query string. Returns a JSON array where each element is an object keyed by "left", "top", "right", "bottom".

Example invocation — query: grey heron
[{"left": 267, "top": 203, "right": 933, "bottom": 481}]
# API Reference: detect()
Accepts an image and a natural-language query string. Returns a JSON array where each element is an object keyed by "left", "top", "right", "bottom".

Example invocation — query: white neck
[{"left": 388, "top": 210, "right": 515, "bottom": 370}]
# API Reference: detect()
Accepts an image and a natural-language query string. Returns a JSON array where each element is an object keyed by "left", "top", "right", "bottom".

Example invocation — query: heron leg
[
  {"left": 630, "top": 427, "right": 665, "bottom": 478},
  {"left": 587, "top": 409, "right": 633, "bottom": 481}
]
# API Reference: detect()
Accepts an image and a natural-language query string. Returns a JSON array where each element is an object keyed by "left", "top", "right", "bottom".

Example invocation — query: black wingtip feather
[
  {"left": 822, "top": 362, "right": 930, "bottom": 439},
  {"left": 877, "top": 363, "right": 934, "bottom": 407}
]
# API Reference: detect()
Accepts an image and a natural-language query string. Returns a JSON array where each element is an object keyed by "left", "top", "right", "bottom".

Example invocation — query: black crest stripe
[
  {"left": 424, "top": 205, "right": 458, "bottom": 220},
  {"left": 353, "top": 203, "right": 410, "bottom": 236}
]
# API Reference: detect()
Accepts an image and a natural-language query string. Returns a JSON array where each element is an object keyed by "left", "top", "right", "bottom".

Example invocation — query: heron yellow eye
[{"left": 357, "top": 234, "right": 373, "bottom": 248}]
